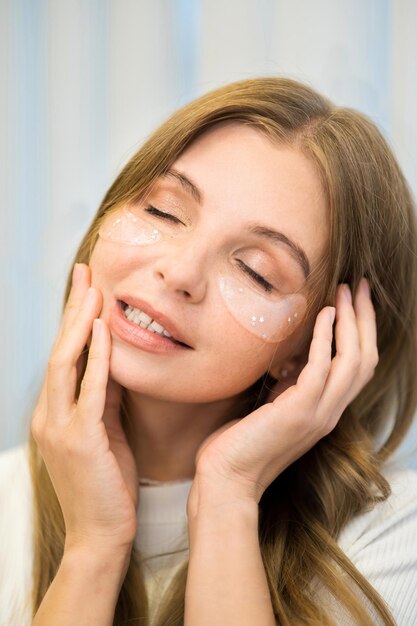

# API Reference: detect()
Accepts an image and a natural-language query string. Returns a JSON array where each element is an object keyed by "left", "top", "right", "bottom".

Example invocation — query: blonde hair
[{"left": 28, "top": 76, "right": 417, "bottom": 624}]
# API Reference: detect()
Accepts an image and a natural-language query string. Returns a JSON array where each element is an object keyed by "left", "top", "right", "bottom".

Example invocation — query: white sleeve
[
  {"left": 336, "top": 467, "right": 417, "bottom": 625},
  {"left": 0, "top": 444, "right": 33, "bottom": 626}
]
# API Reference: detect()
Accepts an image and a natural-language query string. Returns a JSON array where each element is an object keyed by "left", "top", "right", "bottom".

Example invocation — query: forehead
[{"left": 164, "top": 122, "right": 329, "bottom": 270}]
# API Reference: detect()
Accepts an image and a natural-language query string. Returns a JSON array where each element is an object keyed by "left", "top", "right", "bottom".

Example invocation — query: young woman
[{"left": 1, "top": 76, "right": 416, "bottom": 625}]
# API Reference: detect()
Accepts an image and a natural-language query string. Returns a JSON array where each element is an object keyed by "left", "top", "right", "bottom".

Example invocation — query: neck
[{"left": 122, "top": 390, "right": 242, "bottom": 482}]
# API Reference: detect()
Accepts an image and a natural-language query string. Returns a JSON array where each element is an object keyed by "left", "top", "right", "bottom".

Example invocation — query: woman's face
[{"left": 89, "top": 122, "right": 328, "bottom": 403}]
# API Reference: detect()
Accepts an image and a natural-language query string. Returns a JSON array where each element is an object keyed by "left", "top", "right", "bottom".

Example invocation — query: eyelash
[
  {"left": 144, "top": 205, "right": 183, "bottom": 224},
  {"left": 144, "top": 205, "right": 274, "bottom": 293},
  {"left": 235, "top": 260, "right": 273, "bottom": 293}
]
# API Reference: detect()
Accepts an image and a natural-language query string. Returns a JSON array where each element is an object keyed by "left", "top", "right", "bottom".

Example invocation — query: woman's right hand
[{"left": 31, "top": 263, "right": 139, "bottom": 554}]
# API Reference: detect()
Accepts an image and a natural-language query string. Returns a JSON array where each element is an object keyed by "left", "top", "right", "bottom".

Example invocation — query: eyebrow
[
  {"left": 245, "top": 223, "right": 310, "bottom": 278},
  {"left": 162, "top": 167, "right": 311, "bottom": 278},
  {"left": 163, "top": 168, "right": 203, "bottom": 203}
]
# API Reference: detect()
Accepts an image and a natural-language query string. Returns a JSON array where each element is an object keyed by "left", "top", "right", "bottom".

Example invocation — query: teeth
[
  {"left": 126, "top": 309, "right": 136, "bottom": 322},
  {"left": 149, "top": 321, "right": 165, "bottom": 333},
  {"left": 138, "top": 311, "right": 152, "bottom": 324},
  {"left": 124, "top": 305, "right": 173, "bottom": 338}
]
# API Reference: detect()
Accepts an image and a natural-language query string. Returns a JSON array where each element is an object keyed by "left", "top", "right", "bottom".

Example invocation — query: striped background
[{"left": 1, "top": 0, "right": 416, "bottom": 468}]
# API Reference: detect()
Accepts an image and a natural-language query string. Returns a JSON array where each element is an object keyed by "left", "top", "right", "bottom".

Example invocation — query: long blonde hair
[{"left": 28, "top": 76, "right": 417, "bottom": 624}]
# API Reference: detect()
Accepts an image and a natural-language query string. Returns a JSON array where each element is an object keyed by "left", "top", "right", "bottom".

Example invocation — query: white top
[{"left": 1, "top": 443, "right": 417, "bottom": 625}]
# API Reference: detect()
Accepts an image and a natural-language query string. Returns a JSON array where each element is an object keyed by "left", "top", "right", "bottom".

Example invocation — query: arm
[
  {"left": 184, "top": 476, "right": 276, "bottom": 626},
  {"left": 32, "top": 544, "right": 131, "bottom": 626}
]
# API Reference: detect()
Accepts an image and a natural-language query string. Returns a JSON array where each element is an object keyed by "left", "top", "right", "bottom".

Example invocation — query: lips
[{"left": 117, "top": 295, "right": 193, "bottom": 348}]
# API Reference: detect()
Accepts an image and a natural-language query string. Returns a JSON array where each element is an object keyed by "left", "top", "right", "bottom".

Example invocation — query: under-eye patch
[
  {"left": 218, "top": 276, "right": 306, "bottom": 343},
  {"left": 98, "top": 206, "right": 163, "bottom": 245}
]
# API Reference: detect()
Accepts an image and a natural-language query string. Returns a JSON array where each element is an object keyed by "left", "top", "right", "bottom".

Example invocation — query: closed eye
[
  {"left": 144, "top": 205, "right": 184, "bottom": 224},
  {"left": 236, "top": 259, "right": 273, "bottom": 293}
]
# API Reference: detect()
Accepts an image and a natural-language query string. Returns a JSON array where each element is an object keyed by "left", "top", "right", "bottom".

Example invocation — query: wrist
[
  {"left": 64, "top": 538, "right": 133, "bottom": 579},
  {"left": 187, "top": 485, "right": 259, "bottom": 552},
  {"left": 65, "top": 532, "right": 134, "bottom": 556},
  {"left": 187, "top": 471, "right": 259, "bottom": 522}
]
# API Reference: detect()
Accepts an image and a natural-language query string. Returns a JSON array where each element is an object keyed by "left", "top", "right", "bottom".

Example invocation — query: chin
[{"left": 108, "top": 349, "right": 248, "bottom": 404}]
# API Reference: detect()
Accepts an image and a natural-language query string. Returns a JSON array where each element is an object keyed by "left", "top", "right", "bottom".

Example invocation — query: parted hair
[{"left": 28, "top": 76, "right": 417, "bottom": 624}]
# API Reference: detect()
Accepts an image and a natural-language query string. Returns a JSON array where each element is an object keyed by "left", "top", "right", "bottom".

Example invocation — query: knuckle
[
  {"left": 369, "top": 349, "right": 379, "bottom": 370},
  {"left": 87, "top": 350, "right": 101, "bottom": 363},
  {"left": 65, "top": 299, "right": 80, "bottom": 315},
  {"left": 361, "top": 350, "right": 379, "bottom": 383},
  {"left": 80, "top": 377, "right": 101, "bottom": 394},
  {"left": 350, "top": 353, "right": 361, "bottom": 372},
  {"left": 31, "top": 422, "right": 55, "bottom": 451},
  {"left": 315, "top": 360, "right": 331, "bottom": 382},
  {"left": 48, "top": 354, "right": 67, "bottom": 372},
  {"left": 363, "top": 367, "right": 376, "bottom": 385},
  {"left": 30, "top": 416, "right": 43, "bottom": 441},
  {"left": 323, "top": 418, "right": 338, "bottom": 437},
  {"left": 310, "top": 413, "right": 328, "bottom": 437},
  {"left": 310, "top": 351, "right": 331, "bottom": 374}
]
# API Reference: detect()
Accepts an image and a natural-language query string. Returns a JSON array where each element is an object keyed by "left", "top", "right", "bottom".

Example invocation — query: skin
[{"left": 31, "top": 122, "right": 378, "bottom": 552}]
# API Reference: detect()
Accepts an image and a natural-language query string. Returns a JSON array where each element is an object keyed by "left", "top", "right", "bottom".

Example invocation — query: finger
[
  {"left": 290, "top": 306, "right": 335, "bottom": 405},
  {"left": 47, "top": 287, "right": 102, "bottom": 418},
  {"left": 353, "top": 278, "right": 379, "bottom": 382},
  {"left": 76, "top": 318, "right": 111, "bottom": 426},
  {"left": 102, "top": 375, "right": 123, "bottom": 433},
  {"left": 54, "top": 263, "right": 91, "bottom": 345},
  {"left": 317, "top": 284, "right": 362, "bottom": 417},
  {"left": 265, "top": 376, "right": 294, "bottom": 402}
]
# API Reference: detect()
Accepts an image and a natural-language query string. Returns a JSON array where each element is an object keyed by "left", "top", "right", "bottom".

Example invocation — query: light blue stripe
[
  {"left": 371, "top": 0, "right": 391, "bottom": 138},
  {"left": 260, "top": 0, "right": 277, "bottom": 72},
  {"left": 172, "top": 0, "right": 201, "bottom": 104},
  {"left": 84, "top": 0, "right": 109, "bottom": 197},
  {"left": 6, "top": 0, "right": 48, "bottom": 447}
]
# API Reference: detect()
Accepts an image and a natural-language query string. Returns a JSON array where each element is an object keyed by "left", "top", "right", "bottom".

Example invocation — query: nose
[{"left": 153, "top": 238, "right": 209, "bottom": 302}]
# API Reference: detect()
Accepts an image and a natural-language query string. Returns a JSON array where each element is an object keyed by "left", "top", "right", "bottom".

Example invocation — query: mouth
[{"left": 118, "top": 300, "right": 192, "bottom": 349}]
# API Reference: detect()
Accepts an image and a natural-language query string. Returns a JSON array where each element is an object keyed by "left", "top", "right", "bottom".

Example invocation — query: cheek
[
  {"left": 208, "top": 292, "right": 300, "bottom": 376},
  {"left": 89, "top": 244, "right": 151, "bottom": 312},
  {"left": 89, "top": 243, "right": 145, "bottom": 278},
  {"left": 202, "top": 316, "right": 278, "bottom": 387}
]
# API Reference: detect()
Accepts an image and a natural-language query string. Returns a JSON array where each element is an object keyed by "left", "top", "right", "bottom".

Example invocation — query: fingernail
[
  {"left": 72, "top": 263, "right": 83, "bottom": 286},
  {"left": 328, "top": 307, "right": 336, "bottom": 324}
]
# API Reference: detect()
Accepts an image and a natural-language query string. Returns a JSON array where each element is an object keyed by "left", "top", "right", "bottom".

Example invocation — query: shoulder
[
  {"left": 0, "top": 443, "right": 33, "bottom": 517},
  {"left": 337, "top": 464, "right": 417, "bottom": 624},
  {"left": 338, "top": 465, "right": 417, "bottom": 555},
  {"left": 0, "top": 440, "right": 33, "bottom": 513},
  {"left": 0, "top": 443, "right": 33, "bottom": 626},
  {"left": 0, "top": 442, "right": 31, "bottom": 485}
]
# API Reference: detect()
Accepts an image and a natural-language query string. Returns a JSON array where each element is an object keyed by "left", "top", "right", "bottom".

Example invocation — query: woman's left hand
[{"left": 192, "top": 279, "right": 378, "bottom": 506}]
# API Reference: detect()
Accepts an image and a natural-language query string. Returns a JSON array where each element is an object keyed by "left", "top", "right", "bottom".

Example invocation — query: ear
[{"left": 269, "top": 348, "right": 309, "bottom": 385}]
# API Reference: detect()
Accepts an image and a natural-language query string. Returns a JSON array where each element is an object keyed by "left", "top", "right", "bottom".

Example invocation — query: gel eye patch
[
  {"left": 218, "top": 276, "right": 306, "bottom": 343},
  {"left": 98, "top": 207, "right": 163, "bottom": 245}
]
